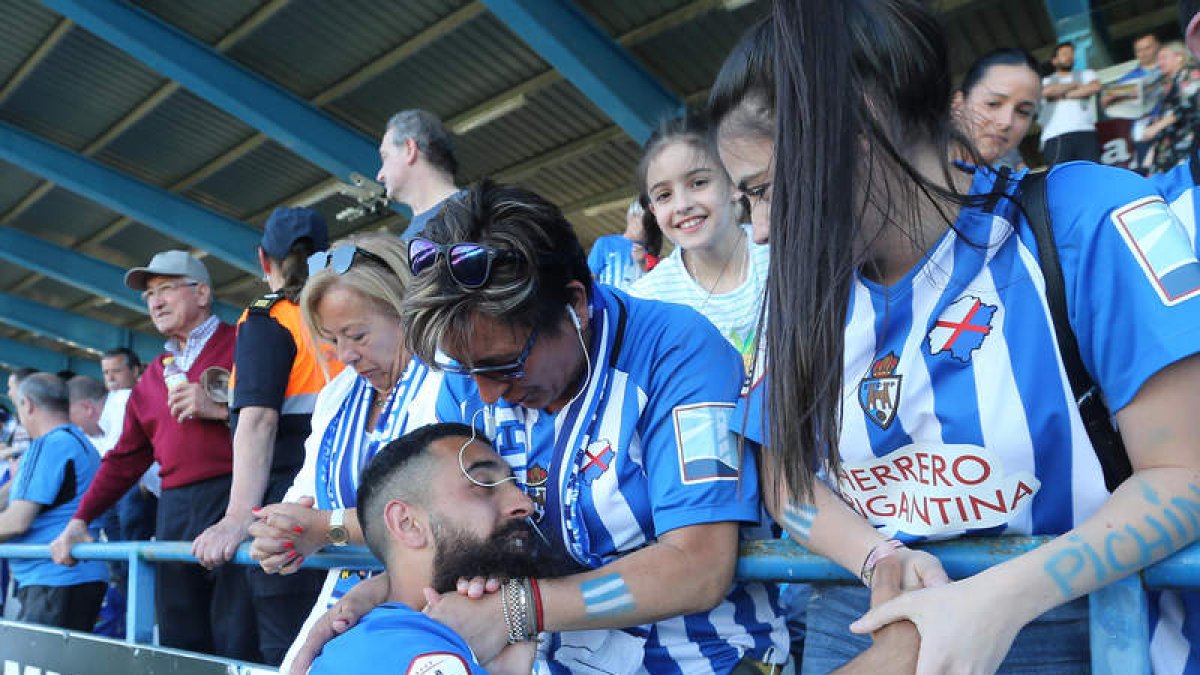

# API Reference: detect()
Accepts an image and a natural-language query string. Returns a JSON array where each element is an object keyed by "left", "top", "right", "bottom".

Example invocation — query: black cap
[{"left": 261, "top": 207, "right": 329, "bottom": 260}]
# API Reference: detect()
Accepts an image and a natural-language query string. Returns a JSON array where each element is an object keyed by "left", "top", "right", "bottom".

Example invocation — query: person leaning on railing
[
  {"left": 244, "top": 232, "right": 444, "bottom": 673},
  {"left": 50, "top": 251, "right": 258, "bottom": 662},
  {"left": 709, "top": 2, "right": 1200, "bottom": 672}
]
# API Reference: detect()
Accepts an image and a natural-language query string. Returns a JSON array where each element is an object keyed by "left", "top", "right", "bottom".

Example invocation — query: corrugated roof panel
[
  {"left": 96, "top": 89, "right": 256, "bottom": 187},
  {"left": 134, "top": 0, "right": 266, "bottom": 45},
  {"left": 631, "top": 4, "right": 766, "bottom": 97},
  {"left": 0, "top": 262, "right": 31, "bottom": 290},
  {"left": 94, "top": 221, "right": 248, "bottom": 291},
  {"left": 0, "top": 28, "right": 166, "bottom": 150},
  {"left": 11, "top": 187, "right": 123, "bottom": 246},
  {"left": 0, "top": 161, "right": 45, "bottom": 215},
  {"left": 185, "top": 140, "right": 328, "bottom": 218},
  {"left": 78, "top": 302, "right": 148, "bottom": 330},
  {"left": 0, "top": 1, "right": 62, "bottom": 89},
  {"left": 457, "top": 82, "right": 615, "bottom": 180},
  {"left": 23, "top": 276, "right": 94, "bottom": 311},
  {"left": 224, "top": 0, "right": 464, "bottom": 100},
  {"left": 516, "top": 138, "right": 637, "bottom": 212},
  {"left": 328, "top": 14, "right": 544, "bottom": 134},
  {"left": 577, "top": 0, "right": 687, "bottom": 36}
]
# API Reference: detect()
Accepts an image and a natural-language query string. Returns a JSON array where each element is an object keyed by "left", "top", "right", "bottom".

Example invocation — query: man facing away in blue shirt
[{"left": 0, "top": 372, "right": 107, "bottom": 631}]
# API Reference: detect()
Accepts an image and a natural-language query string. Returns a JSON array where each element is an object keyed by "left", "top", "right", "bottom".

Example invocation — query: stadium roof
[{"left": 0, "top": 0, "right": 1177, "bottom": 382}]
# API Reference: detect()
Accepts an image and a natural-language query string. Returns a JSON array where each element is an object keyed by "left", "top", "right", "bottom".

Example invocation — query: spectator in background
[
  {"left": 586, "top": 200, "right": 660, "bottom": 291},
  {"left": 1139, "top": 40, "right": 1200, "bottom": 172},
  {"left": 1105, "top": 33, "right": 1163, "bottom": 168},
  {"left": 952, "top": 49, "right": 1042, "bottom": 169},
  {"left": 3, "top": 368, "right": 35, "bottom": 457},
  {"left": 1040, "top": 41, "right": 1102, "bottom": 164},
  {"left": 97, "top": 347, "right": 157, "bottom": 543},
  {"left": 66, "top": 376, "right": 107, "bottom": 446},
  {"left": 192, "top": 206, "right": 342, "bottom": 666},
  {"left": 0, "top": 373, "right": 107, "bottom": 631},
  {"left": 377, "top": 110, "right": 462, "bottom": 241},
  {"left": 50, "top": 250, "right": 257, "bottom": 662},
  {"left": 66, "top": 373, "right": 128, "bottom": 638}
]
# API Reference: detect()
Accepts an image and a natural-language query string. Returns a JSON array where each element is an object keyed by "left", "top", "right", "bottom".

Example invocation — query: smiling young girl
[{"left": 628, "top": 115, "right": 769, "bottom": 372}]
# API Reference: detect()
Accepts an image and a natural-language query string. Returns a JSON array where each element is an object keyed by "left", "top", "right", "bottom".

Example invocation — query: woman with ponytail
[{"left": 712, "top": 2, "right": 1200, "bottom": 672}]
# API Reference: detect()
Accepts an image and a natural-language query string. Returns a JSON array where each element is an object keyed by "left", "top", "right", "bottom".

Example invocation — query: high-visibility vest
[{"left": 229, "top": 292, "right": 343, "bottom": 415}]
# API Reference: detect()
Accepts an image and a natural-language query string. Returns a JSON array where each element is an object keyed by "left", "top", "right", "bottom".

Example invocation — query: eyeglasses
[
  {"left": 141, "top": 280, "right": 199, "bottom": 303},
  {"left": 307, "top": 245, "right": 389, "bottom": 278},
  {"left": 438, "top": 326, "right": 540, "bottom": 380},
  {"left": 408, "top": 238, "right": 520, "bottom": 289}
]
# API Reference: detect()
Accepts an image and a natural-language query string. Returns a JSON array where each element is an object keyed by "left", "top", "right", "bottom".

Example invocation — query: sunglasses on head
[
  {"left": 408, "top": 238, "right": 520, "bottom": 290},
  {"left": 307, "top": 245, "right": 389, "bottom": 278},
  {"left": 437, "top": 325, "right": 540, "bottom": 381}
]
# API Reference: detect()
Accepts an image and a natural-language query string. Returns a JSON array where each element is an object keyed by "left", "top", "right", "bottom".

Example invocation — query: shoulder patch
[
  {"left": 406, "top": 652, "right": 470, "bottom": 675},
  {"left": 248, "top": 293, "right": 282, "bottom": 315},
  {"left": 673, "top": 402, "right": 740, "bottom": 484},
  {"left": 1112, "top": 196, "right": 1200, "bottom": 306}
]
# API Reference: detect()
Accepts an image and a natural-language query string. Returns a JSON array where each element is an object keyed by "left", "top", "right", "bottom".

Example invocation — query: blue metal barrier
[{"left": 2, "top": 537, "right": 1197, "bottom": 673}]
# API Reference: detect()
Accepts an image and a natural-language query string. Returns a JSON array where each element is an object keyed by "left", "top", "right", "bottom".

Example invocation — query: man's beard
[{"left": 429, "top": 518, "right": 564, "bottom": 593}]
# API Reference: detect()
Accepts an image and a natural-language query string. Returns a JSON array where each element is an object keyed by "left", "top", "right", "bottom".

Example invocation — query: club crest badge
[
  {"left": 927, "top": 295, "right": 997, "bottom": 362},
  {"left": 859, "top": 352, "right": 902, "bottom": 429},
  {"left": 580, "top": 440, "right": 615, "bottom": 485},
  {"left": 526, "top": 463, "right": 548, "bottom": 518}
]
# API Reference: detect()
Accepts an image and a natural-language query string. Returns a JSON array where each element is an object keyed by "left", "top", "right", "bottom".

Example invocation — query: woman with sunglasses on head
[
  {"left": 287, "top": 180, "right": 793, "bottom": 675},
  {"left": 710, "top": 2, "right": 1200, "bottom": 673},
  {"left": 246, "top": 232, "right": 445, "bottom": 671},
  {"left": 188, "top": 207, "right": 343, "bottom": 665}
]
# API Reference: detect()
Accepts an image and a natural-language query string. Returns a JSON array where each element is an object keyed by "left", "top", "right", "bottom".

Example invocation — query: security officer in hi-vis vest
[{"left": 192, "top": 206, "right": 344, "bottom": 665}]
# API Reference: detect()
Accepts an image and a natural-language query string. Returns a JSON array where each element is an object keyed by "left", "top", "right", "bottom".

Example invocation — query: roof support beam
[
  {"left": 480, "top": 0, "right": 683, "bottom": 144},
  {"left": 0, "top": 293, "right": 160, "bottom": 364},
  {"left": 0, "top": 228, "right": 239, "bottom": 321},
  {"left": 0, "top": 228, "right": 145, "bottom": 312},
  {"left": 43, "top": 0, "right": 381, "bottom": 184},
  {"left": 0, "top": 335, "right": 100, "bottom": 379},
  {"left": 0, "top": 121, "right": 261, "bottom": 273}
]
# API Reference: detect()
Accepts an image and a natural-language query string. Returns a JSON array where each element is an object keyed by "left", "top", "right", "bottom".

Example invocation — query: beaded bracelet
[{"left": 859, "top": 539, "right": 906, "bottom": 588}]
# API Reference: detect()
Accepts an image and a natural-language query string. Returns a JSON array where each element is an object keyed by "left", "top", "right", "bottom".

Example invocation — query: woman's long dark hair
[{"left": 713, "top": 1, "right": 977, "bottom": 502}]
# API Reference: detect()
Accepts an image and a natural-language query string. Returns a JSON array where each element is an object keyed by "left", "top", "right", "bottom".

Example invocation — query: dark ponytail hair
[
  {"left": 275, "top": 238, "right": 319, "bottom": 303},
  {"left": 757, "top": 0, "right": 976, "bottom": 502},
  {"left": 959, "top": 48, "right": 1040, "bottom": 98}
]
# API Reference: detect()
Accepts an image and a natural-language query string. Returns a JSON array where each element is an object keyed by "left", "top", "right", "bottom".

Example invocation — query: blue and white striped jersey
[
  {"left": 739, "top": 162, "right": 1200, "bottom": 672},
  {"left": 436, "top": 283, "right": 789, "bottom": 674},
  {"left": 1148, "top": 160, "right": 1200, "bottom": 675},
  {"left": 280, "top": 360, "right": 443, "bottom": 673},
  {"left": 588, "top": 235, "right": 644, "bottom": 291}
]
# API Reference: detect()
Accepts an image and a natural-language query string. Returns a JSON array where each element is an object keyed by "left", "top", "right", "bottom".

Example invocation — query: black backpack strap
[{"left": 1018, "top": 171, "right": 1132, "bottom": 492}]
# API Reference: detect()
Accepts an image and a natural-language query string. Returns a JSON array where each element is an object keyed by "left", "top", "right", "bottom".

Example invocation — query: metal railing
[{"left": 1, "top": 537, "right": 1195, "bottom": 674}]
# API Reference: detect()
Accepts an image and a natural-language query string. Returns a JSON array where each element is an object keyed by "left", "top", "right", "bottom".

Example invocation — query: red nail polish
[
  {"left": 251, "top": 507, "right": 261, "bottom": 514},
  {"left": 292, "top": 526, "right": 305, "bottom": 534},
  {"left": 284, "top": 541, "right": 294, "bottom": 550}
]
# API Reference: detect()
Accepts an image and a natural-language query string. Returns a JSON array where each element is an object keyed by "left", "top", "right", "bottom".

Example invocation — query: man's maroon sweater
[{"left": 75, "top": 323, "right": 236, "bottom": 524}]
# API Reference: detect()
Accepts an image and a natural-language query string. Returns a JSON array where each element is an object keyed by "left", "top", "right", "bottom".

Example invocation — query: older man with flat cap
[{"left": 51, "top": 250, "right": 258, "bottom": 661}]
